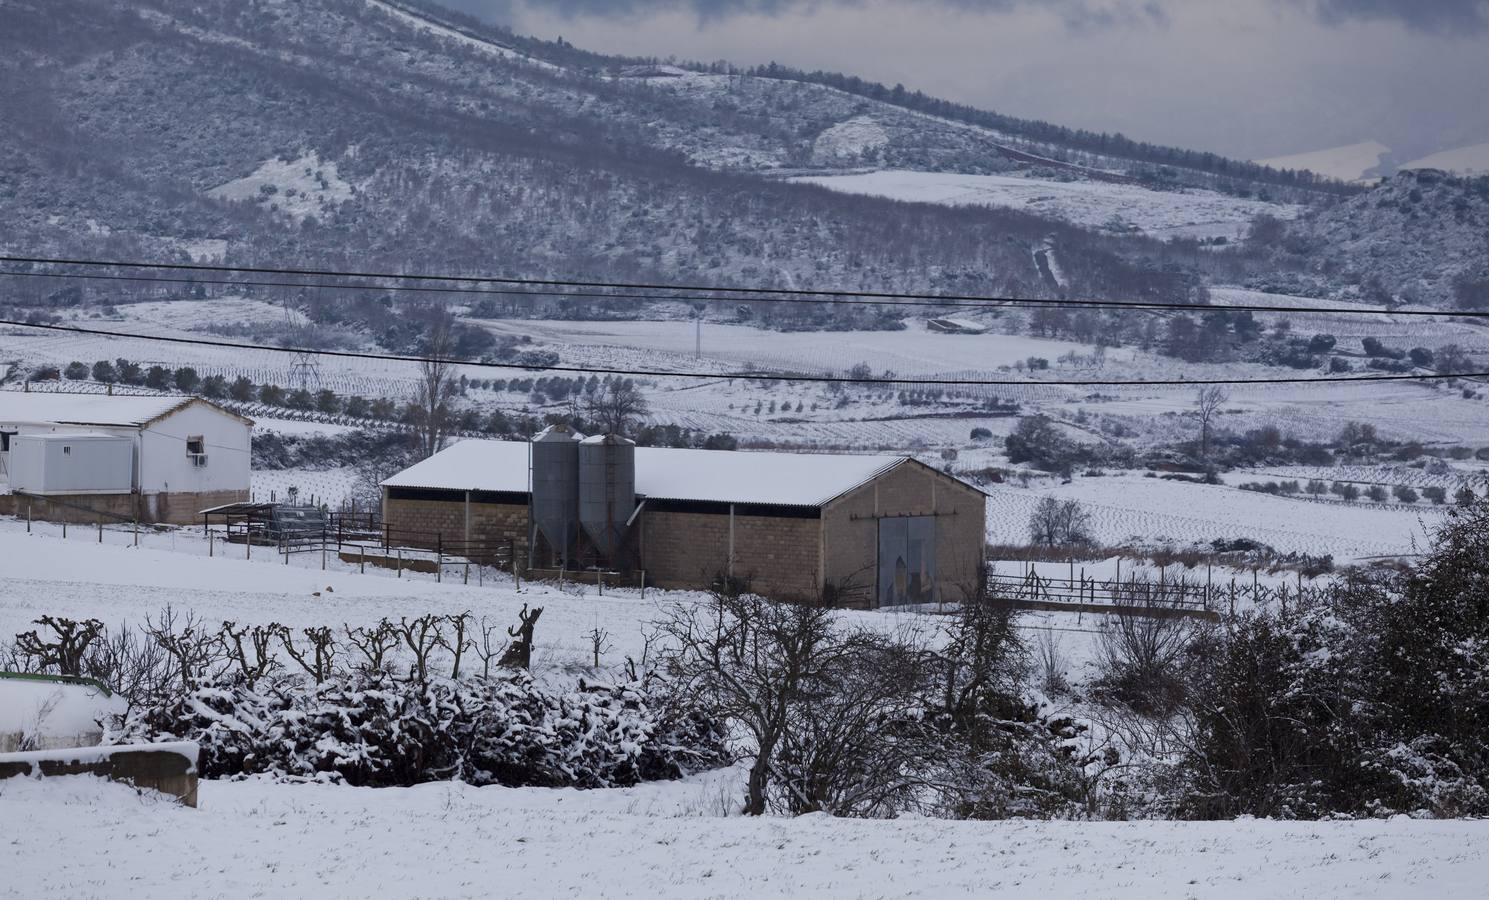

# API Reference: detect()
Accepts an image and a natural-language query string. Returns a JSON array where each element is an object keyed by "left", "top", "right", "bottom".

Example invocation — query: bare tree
[
  {"left": 13, "top": 616, "right": 104, "bottom": 675},
  {"left": 145, "top": 607, "right": 219, "bottom": 692},
  {"left": 411, "top": 308, "right": 460, "bottom": 459},
  {"left": 1092, "top": 590, "right": 1210, "bottom": 716},
  {"left": 395, "top": 614, "right": 445, "bottom": 683},
  {"left": 1028, "top": 497, "right": 1092, "bottom": 547},
  {"left": 280, "top": 625, "right": 337, "bottom": 684},
  {"left": 585, "top": 378, "right": 649, "bottom": 435},
  {"left": 344, "top": 619, "right": 400, "bottom": 674},
  {"left": 498, "top": 604, "right": 543, "bottom": 670},
  {"left": 442, "top": 612, "right": 473, "bottom": 679},
  {"left": 1194, "top": 386, "right": 1229, "bottom": 467},
  {"left": 219, "top": 621, "right": 281, "bottom": 687},
  {"left": 657, "top": 583, "right": 852, "bottom": 815}
]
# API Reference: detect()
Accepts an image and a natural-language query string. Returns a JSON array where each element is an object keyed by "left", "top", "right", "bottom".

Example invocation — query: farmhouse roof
[
  {"left": 382, "top": 439, "right": 915, "bottom": 508},
  {"left": 0, "top": 392, "right": 253, "bottom": 428}
]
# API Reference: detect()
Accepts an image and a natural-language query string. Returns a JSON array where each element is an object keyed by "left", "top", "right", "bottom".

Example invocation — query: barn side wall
[
  {"left": 823, "top": 461, "right": 986, "bottom": 608},
  {"left": 638, "top": 507, "right": 822, "bottom": 600},
  {"left": 381, "top": 490, "right": 529, "bottom": 562}
]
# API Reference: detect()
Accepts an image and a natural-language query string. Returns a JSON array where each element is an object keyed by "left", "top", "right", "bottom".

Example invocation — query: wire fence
[{"left": 987, "top": 567, "right": 1340, "bottom": 618}]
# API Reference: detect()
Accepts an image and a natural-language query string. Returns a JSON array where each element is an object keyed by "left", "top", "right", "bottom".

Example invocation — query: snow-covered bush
[
  {"left": 1180, "top": 500, "right": 1489, "bottom": 819},
  {"left": 108, "top": 671, "right": 727, "bottom": 789}
]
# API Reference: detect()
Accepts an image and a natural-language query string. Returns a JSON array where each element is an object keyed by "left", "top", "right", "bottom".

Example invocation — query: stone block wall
[
  {"left": 382, "top": 492, "right": 529, "bottom": 563},
  {"left": 638, "top": 508, "right": 822, "bottom": 600}
]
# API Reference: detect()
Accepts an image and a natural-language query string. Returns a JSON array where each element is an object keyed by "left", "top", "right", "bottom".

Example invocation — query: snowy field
[
  {"left": 984, "top": 473, "right": 1441, "bottom": 561},
  {"left": 6, "top": 773, "right": 1489, "bottom": 900},
  {"left": 788, "top": 170, "right": 1302, "bottom": 240}
]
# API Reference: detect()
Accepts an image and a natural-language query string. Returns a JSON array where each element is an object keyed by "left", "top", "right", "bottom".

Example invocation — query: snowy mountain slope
[
  {"left": 1401, "top": 141, "right": 1489, "bottom": 177},
  {"left": 1256, "top": 140, "right": 1393, "bottom": 183},
  {"left": 787, "top": 169, "right": 1302, "bottom": 239},
  {"left": 1279, "top": 170, "right": 1489, "bottom": 306},
  {"left": 0, "top": 0, "right": 1212, "bottom": 313},
  {"left": 0, "top": 0, "right": 1348, "bottom": 301}
]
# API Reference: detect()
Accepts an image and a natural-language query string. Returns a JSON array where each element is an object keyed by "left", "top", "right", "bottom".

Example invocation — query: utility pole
[{"left": 692, "top": 302, "right": 706, "bottom": 359}]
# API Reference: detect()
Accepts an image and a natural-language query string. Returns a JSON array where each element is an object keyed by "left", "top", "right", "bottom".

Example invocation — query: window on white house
[
  {"left": 0, "top": 432, "right": 13, "bottom": 452},
  {"left": 62, "top": 446, "right": 71, "bottom": 455},
  {"left": 186, "top": 437, "right": 205, "bottom": 455}
]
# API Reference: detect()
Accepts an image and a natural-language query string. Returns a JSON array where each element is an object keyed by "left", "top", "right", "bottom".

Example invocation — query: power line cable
[
  {"left": 0, "top": 267, "right": 1095, "bottom": 312},
  {"left": 2, "top": 254, "right": 1485, "bottom": 319},
  {"left": 3, "top": 318, "right": 1484, "bottom": 388}
]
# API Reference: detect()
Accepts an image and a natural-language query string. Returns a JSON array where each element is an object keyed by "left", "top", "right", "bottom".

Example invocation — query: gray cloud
[{"left": 1298, "top": 0, "right": 1489, "bottom": 32}]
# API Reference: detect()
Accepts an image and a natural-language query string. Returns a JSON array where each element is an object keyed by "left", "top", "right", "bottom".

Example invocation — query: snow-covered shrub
[
  {"left": 1181, "top": 500, "right": 1489, "bottom": 819},
  {"left": 109, "top": 671, "right": 727, "bottom": 789}
]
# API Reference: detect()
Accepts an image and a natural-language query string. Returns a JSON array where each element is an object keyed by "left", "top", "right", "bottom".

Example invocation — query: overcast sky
[{"left": 435, "top": 0, "right": 1489, "bottom": 161}]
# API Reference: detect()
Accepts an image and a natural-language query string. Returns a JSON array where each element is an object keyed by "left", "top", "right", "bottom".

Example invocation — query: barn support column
[
  {"left": 728, "top": 503, "right": 735, "bottom": 579},
  {"left": 464, "top": 490, "right": 471, "bottom": 546}
]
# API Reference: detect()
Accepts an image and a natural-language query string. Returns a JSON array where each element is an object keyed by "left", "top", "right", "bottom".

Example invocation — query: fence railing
[{"left": 987, "top": 568, "right": 1339, "bottom": 617}]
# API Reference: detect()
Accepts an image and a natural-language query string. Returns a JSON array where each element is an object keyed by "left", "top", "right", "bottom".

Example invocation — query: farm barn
[
  {"left": 0, "top": 393, "right": 252, "bottom": 525},
  {"left": 381, "top": 428, "right": 987, "bottom": 607}
]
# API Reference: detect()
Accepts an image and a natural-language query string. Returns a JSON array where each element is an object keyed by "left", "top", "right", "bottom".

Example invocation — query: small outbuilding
[
  {"left": 381, "top": 434, "right": 987, "bottom": 608},
  {"left": 0, "top": 392, "right": 253, "bottom": 524}
]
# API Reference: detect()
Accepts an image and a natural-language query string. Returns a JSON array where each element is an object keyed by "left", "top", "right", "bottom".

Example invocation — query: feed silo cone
[
  {"left": 579, "top": 434, "right": 636, "bottom": 565},
  {"left": 531, "top": 425, "right": 582, "bottom": 565}
]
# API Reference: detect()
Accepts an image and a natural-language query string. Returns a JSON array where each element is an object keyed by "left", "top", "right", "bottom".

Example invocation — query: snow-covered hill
[{"left": 1256, "top": 140, "right": 1392, "bottom": 183}]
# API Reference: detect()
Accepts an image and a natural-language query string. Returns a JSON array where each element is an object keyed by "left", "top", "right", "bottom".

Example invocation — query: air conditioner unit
[{"left": 188, "top": 453, "right": 209, "bottom": 468}]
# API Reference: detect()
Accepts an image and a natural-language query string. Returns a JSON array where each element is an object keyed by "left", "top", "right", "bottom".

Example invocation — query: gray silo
[
  {"left": 579, "top": 434, "right": 636, "bottom": 564},
  {"left": 531, "top": 425, "right": 583, "bottom": 565}
]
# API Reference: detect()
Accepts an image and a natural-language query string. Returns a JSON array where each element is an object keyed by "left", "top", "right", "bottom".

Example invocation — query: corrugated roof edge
[
  {"left": 138, "top": 396, "right": 255, "bottom": 428},
  {"left": 5, "top": 391, "right": 257, "bottom": 428}
]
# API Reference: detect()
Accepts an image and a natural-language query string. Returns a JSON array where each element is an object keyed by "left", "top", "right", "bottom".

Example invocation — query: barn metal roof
[
  {"left": 0, "top": 392, "right": 253, "bottom": 428},
  {"left": 382, "top": 439, "right": 912, "bottom": 508}
]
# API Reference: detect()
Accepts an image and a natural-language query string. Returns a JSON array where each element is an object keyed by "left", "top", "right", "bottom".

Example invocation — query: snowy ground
[
  {"left": 787, "top": 170, "right": 1303, "bottom": 240},
  {"left": 985, "top": 472, "right": 1441, "bottom": 561},
  {"left": 6, "top": 773, "right": 1489, "bottom": 900},
  {"left": 6, "top": 516, "right": 1486, "bottom": 898}
]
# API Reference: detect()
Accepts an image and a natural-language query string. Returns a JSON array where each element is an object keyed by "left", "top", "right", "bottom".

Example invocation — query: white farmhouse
[{"left": 0, "top": 393, "right": 252, "bottom": 524}]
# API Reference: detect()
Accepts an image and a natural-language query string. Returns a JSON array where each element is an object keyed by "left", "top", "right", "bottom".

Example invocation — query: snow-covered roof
[
  {"left": 383, "top": 439, "right": 912, "bottom": 508},
  {"left": 0, "top": 393, "right": 251, "bottom": 428}
]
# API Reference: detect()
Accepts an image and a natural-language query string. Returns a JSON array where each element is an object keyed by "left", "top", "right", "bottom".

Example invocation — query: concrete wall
[
  {"left": 823, "top": 460, "right": 987, "bottom": 608},
  {"left": 137, "top": 401, "right": 251, "bottom": 495},
  {"left": 0, "top": 488, "right": 248, "bottom": 525},
  {"left": 0, "top": 741, "right": 199, "bottom": 806},
  {"left": 637, "top": 507, "right": 822, "bottom": 600}
]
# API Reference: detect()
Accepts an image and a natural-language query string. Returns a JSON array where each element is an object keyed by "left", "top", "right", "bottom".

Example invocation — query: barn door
[{"left": 877, "top": 516, "right": 937, "bottom": 606}]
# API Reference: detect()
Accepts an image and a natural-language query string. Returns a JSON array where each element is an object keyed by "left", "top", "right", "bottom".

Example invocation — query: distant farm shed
[
  {"left": 382, "top": 437, "right": 987, "bottom": 607},
  {"left": 0, "top": 392, "right": 252, "bottom": 524}
]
